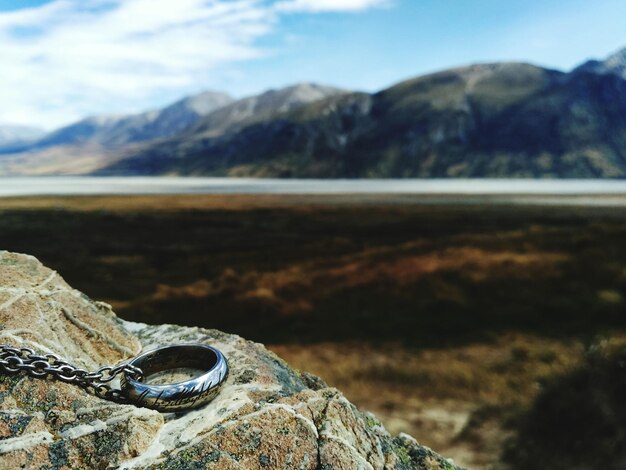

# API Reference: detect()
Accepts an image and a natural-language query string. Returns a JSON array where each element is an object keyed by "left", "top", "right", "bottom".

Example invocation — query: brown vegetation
[{"left": 0, "top": 194, "right": 625, "bottom": 469}]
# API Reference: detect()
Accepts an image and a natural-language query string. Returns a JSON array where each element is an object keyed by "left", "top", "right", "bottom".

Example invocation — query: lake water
[{"left": 1, "top": 177, "right": 626, "bottom": 205}]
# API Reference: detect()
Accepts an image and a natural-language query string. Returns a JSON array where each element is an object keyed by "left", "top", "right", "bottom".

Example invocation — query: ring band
[{"left": 121, "top": 344, "right": 228, "bottom": 412}]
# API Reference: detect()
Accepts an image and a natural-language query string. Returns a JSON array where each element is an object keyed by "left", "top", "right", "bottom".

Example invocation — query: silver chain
[{"left": 0, "top": 344, "right": 144, "bottom": 404}]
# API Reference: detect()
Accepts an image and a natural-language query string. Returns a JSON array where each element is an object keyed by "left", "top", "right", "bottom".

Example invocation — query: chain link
[{"left": 0, "top": 345, "right": 143, "bottom": 404}]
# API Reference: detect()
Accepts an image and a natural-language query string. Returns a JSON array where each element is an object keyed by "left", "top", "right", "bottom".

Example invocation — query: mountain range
[
  {"left": 34, "top": 91, "right": 234, "bottom": 150},
  {"left": 2, "top": 47, "right": 625, "bottom": 178}
]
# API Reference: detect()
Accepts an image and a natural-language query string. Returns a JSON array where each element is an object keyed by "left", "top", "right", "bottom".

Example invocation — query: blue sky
[{"left": 0, "top": 0, "right": 625, "bottom": 129}]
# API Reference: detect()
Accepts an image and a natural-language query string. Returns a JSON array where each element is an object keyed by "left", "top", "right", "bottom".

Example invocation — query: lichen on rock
[{"left": 0, "top": 251, "right": 462, "bottom": 469}]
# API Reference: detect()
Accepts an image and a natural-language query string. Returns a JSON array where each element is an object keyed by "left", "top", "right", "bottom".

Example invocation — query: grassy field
[{"left": 0, "top": 194, "right": 625, "bottom": 469}]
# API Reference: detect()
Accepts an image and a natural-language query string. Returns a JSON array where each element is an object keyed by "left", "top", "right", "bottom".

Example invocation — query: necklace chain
[{"left": 0, "top": 344, "right": 144, "bottom": 403}]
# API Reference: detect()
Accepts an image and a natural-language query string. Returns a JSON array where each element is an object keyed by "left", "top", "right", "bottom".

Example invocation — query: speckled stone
[{"left": 0, "top": 251, "right": 463, "bottom": 470}]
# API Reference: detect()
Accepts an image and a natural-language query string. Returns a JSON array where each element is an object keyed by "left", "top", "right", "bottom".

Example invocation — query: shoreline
[{"left": 2, "top": 177, "right": 626, "bottom": 199}]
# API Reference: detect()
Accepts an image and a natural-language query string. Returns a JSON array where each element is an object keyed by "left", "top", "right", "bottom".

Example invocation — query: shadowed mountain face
[
  {"left": 32, "top": 91, "right": 234, "bottom": 149},
  {"left": 100, "top": 60, "right": 626, "bottom": 178},
  {"left": 576, "top": 47, "right": 626, "bottom": 80}
]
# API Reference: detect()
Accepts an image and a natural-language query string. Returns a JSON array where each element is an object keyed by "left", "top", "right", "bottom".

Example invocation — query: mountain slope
[
  {"left": 188, "top": 83, "right": 348, "bottom": 138},
  {"left": 34, "top": 90, "right": 233, "bottom": 149},
  {"left": 575, "top": 47, "right": 626, "bottom": 80},
  {"left": 99, "top": 83, "right": 349, "bottom": 175},
  {"left": 99, "top": 61, "right": 626, "bottom": 178}
]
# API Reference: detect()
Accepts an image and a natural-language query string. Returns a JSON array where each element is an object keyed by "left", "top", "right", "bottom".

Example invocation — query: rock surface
[{"left": 0, "top": 251, "right": 461, "bottom": 470}]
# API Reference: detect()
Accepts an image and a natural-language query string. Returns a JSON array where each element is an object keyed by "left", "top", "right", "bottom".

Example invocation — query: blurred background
[{"left": 1, "top": 1, "right": 626, "bottom": 468}]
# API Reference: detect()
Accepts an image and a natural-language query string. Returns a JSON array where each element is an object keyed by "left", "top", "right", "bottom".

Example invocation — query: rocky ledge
[{"left": 0, "top": 251, "right": 461, "bottom": 470}]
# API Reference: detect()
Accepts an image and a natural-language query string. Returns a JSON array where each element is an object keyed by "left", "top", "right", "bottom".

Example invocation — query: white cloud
[
  {"left": 0, "top": 0, "right": 386, "bottom": 129},
  {"left": 275, "top": 0, "right": 391, "bottom": 12}
]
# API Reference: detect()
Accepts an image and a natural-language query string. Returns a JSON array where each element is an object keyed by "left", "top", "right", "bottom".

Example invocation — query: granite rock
[{"left": 0, "top": 251, "right": 462, "bottom": 470}]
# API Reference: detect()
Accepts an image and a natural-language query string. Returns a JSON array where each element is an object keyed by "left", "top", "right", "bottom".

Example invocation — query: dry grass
[
  {"left": 271, "top": 334, "right": 590, "bottom": 469},
  {"left": 1, "top": 194, "right": 625, "bottom": 469},
  {"left": 142, "top": 245, "right": 568, "bottom": 317}
]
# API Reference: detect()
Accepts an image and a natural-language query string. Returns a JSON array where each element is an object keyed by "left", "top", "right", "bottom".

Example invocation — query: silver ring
[{"left": 121, "top": 344, "right": 228, "bottom": 412}]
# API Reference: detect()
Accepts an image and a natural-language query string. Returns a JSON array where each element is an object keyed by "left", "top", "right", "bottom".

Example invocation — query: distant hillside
[
  {"left": 0, "top": 90, "right": 232, "bottom": 176},
  {"left": 0, "top": 84, "right": 346, "bottom": 176},
  {"left": 97, "top": 83, "right": 349, "bottom": 175},
  {"left": 187, "top": 83, "right": 348, "bottom": 138},
  {"left": 33, "top": 91, "right": 234, "bottom": 149},
  {"left": 100, "top": 52, "right": 626, "bottom": 178}
]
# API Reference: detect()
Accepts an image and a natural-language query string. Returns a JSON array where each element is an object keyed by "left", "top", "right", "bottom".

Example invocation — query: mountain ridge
[
  {"left": 575, "top": 47, "right": 626, "bottom": 80},
  {"left": 100, "top": 59, "right": 626, "bottom": 178},
  {"left": 0, "top": 83, "right": 347, "bottom": 176},
  {"left": 2, "top": 48, "right": 626, "bottom": 178},
  {"left": 31, "top": 90, "right": 234, "bottom": 150}
]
